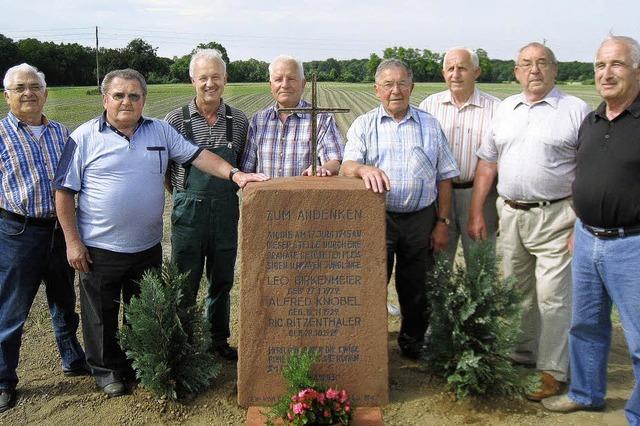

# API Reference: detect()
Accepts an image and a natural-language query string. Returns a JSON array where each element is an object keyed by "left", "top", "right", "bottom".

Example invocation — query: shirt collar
[
  {"left": 593, "top": 92, "right": 640, "bottom": 122},
  {"left": 7, "top": 111, "right": 50, "bottom": 129},
  {"left": 443, "top": 88, "right": 482, "bottom": 108},
  {"left": 514, "top": 86, "right": 561, "bottom": 110},
  {"left": 268, "top": 99, "right": 309, "bottom": 120},
  {"left": 377, "top": 104, "right": 418, "bottom": 124}
]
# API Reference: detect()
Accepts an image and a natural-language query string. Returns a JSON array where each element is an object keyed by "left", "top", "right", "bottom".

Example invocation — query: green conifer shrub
[
  {"left": 119, "top": 260, "right": 221, "bottom": 400},
  {"left": 425, "top": 241, "right": 534, "bottom": 399}
]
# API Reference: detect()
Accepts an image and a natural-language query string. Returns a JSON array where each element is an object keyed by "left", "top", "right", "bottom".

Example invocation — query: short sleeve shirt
[
  {"left": 54, "top": 115, "right": 201, "bottom": 253},
  {"left": 343, "top": 105, "right": 459, "bottom": 213},
  {"left": 476, "top": 87, "right": 591, "bottom": 201}
]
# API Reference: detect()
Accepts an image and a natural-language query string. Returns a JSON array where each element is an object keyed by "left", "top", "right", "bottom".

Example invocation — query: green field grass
[{"left": 0, "top": 82, "right": 601, "bottom": 135}]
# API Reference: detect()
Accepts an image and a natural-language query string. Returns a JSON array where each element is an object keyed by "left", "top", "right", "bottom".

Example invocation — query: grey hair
[
  {"left": 3, "top": 63, "right": 47, "bottom": 91},
  {"left": 189, "top": 48, "right": 226, "bottom": 78},
  {"left": 443, "top": 47, "right": 480, "bottom": 69},
  {"left": 516, "top": 42, "right": 558, "bottom": 65},
  {"left": 598, "top": 35, "right": 640, "bottom": 68},
  {"left": 101, "top": 69, "right": 147, "bottom": 96},
  {"left": 268, "top": 55, "right": 305, "bottom": 80},
  {"left": 374, "top": 59, "right": 414, "bottom": 83}
]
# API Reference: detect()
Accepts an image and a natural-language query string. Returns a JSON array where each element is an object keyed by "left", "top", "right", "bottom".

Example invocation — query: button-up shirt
[
  {"left": 240, "top": 100, "right": 343, "bottom": 177},
  {"left": 0, "top": 112, "right": 68, "bottom": 218},
  {"left": 344, "top": 105, "right": 459, "bottom": 213},
  {"left": 419, "top": 88, "right": 500, "bottom": 183},
  {"left": 477, "top": 87, "right": 591, "bottom": 201}
]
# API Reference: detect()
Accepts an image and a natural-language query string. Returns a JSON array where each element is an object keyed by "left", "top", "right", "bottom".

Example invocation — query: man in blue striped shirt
[
  {"left": 342, "top": 59, "right": 459, "bottom": 360},
  {"left": 240, "top": 55, "right": 343, "bottom": 177},
  {"left": 0, "top": 63, "right": 88, "bottom": 412}
]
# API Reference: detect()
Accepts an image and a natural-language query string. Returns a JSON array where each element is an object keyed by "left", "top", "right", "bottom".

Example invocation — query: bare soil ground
[{"left": 0, "top": 281, "right": 632, "bottom": 426}]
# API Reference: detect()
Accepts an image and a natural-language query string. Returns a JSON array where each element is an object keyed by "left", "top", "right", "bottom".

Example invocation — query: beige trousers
[{"left": 497, "top": 196, "right": 574, "bottom": 382}]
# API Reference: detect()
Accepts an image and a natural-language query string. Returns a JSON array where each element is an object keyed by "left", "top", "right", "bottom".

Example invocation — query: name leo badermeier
[{"left": 265, "top": 209, "right": 364, "bottom": 221}]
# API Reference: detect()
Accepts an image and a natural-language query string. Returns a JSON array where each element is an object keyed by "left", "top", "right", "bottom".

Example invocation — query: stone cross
[{"left": 278, "top": 74, "right": 349, "bottom": 175}]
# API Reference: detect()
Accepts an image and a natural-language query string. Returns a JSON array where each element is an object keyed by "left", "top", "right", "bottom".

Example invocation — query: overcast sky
[{"left": 3, "top": 0, "right": 639, "bottom": 62}]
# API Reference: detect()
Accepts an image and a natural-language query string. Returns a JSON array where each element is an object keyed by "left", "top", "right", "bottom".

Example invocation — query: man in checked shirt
[
  {"left": 240, "top": 55, "right": 343, "bottom": 177},
  {"left": 0, "top": 63, "right": 88, "bottom": 412}
]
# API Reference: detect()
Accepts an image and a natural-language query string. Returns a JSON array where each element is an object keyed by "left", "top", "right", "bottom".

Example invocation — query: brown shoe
[
  {"left": 526, "top": 372, "right": 565, "bottom": 401},
  {"left": 542, "top": 394, "right": 605, "bottom": 413}
]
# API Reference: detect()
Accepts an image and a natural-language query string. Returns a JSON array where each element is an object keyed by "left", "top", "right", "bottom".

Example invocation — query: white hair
[
  {"left": 189, "top": 48, "right": 226, "bottom": 78},
  {"left": 598, "top": 35, "right": 640, "bottom": 69},
  {"left": 3, "top": 63, "right": 46, "bottom": 90},
  {"left": 268, "top": 55, "right": 304, "bottom": 80},
  {"left": 374, "top": 58, "right": 413, "bottom": 83},
  {"left": 443, "top": 47, "right": 479, "bottom": 69}
]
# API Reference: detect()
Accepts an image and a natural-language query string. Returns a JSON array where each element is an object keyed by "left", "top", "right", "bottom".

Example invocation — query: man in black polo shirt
[
  {"left": 165, "top": 49, "right": 248, "bottom": 361},
  {"left": 542, "top": 35, "right": 640, "bottom": 423}
]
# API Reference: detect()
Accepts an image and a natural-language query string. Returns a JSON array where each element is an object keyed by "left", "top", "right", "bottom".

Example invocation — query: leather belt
[
  {"left": 452, "top": 181, "right": 474, "bottom": 189},
  {"left": 504, "top": 197, "right": 569, "bottom": 211},
  {"left": 0, "top": 208, "right": 57, "bottom": 227},
  {"left": 583, "top": 223, "right": 640, "bottom": 239}
]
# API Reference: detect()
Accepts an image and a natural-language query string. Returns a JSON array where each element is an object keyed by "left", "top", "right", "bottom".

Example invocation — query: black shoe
[
  {"left": 213, "top": 343, "right": 238, "bottom": 360},
  {"left": 0, "top": 389, "right": 16, "bottom": 413},
  {"left": 400, "top": 346, "right": 423, "bottom": 360},
  {"left": 63, "top": 362, "right": 91, "bottom": 377},
  {"left": 101, "top": 381, "right": 126, "bottom": 397}
]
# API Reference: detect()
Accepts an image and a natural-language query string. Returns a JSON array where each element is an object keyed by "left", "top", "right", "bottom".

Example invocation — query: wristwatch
[
  {"left": 436, "top": 216, "right": 451, "bottom": 226},
  {"left": 229, "top": 167, "right": 240, "bottom": 181}
]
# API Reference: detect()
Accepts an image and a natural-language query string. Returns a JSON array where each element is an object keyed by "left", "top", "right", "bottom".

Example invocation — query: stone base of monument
[{"left": 245, "top": 406, "right": 383, "bottom": 425}]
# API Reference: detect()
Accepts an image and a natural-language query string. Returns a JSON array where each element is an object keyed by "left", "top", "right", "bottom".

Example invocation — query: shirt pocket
[
  {"left": 145, "top": 146, "right": 166, "bottom": 174},
  {"left": 537, "top": 135, "right": 575, "bottom": 168},
  {"left": 409, "top": 146, "right": 436, "bottom": 181}
]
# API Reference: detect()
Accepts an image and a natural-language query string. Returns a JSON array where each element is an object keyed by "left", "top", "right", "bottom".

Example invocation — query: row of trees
[{"left": 0, "top": 34, "right": 595, "bottom": 87}]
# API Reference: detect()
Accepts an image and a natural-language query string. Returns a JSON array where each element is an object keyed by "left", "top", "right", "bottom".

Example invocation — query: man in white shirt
[
  {"left": 420, "top": 47, "right": 500, "bottom": 267},
  {"left": 469, "top": 42, "right": 591, "bottom": 401}
]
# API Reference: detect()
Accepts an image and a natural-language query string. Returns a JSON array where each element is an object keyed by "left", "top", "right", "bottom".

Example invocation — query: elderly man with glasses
[
  {"left": 0, "top": 63, "right": 89, "bottom": 412},
  {"left": 468, "top": 43, "right": 591, "bottom": 401},
  {"left": 53, "top": 68, "right": 268, "bottom": 397},
  {"left": 341, "top": 59, "right": 459, "bottom": 360}
]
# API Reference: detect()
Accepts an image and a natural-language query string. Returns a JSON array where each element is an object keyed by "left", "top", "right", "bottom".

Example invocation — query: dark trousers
[
  {"left": 386, "top": 204, "right": 436, "bottom": 352},
  {"left": 79, "top": 243, "right": 161, "bottom": 387},
  {"left": 171, "top": 190, "right": 238, "bottom": 346},
  {"left": 0, "top": 217, "right": 85, "bottom": 390}
]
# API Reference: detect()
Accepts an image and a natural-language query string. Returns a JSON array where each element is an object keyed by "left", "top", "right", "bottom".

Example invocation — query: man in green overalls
[{"left": 165, "top": 49, "right": 247, "bottom": 360}]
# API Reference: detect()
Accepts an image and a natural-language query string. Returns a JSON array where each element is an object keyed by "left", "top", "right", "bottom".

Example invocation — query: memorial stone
[{"left": 237, "top": 176, "right": 388, "bottom": 407}]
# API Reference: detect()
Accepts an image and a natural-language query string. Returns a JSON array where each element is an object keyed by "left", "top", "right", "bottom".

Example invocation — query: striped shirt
[
  {"left": 165, "top": 98, "right": 248, "bottom": 190},
  {"left": 344, "top": 105, "right": 459, "bottom": 213},
  {"left": 419, "top": 89, "right": 500, "bottom": 182},
  {"left": 477, "top": 87, "right": 591, "bottom": 201},
  {"left": 0, "top": 112, "right": 68, "bottom": 218},
  {"left": 240, "top": 100, "right": 343, "bottom": 177}
]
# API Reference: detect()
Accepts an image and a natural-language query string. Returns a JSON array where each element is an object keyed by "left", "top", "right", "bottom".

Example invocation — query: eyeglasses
[
  {"left": 517, "top": 60, "right": 554, "bottom": 71},
  {"left": 5, "top": 84, "right": 44, "bottom": 93},
  {"left": 107, "top": 92, "right": 143, "bottom": 102},
  {"left": 378, "top": 81, "right": 412, "bottom": 91}
]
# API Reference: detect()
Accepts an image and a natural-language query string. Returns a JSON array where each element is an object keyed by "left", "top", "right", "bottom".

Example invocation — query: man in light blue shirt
[
  {"left": 54, "top": 69, "right": 268, "bottom": 397},
  {"left": 342, "top": 59, "right": 459, "bottom": 359}
]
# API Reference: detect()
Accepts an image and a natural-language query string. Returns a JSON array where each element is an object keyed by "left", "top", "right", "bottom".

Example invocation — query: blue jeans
[
  {"left": 568, "top": 219, "right": 640, "bottom": 424},
  {"left": 0, "top": 216, "right": 86, "bottom": 390}
]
